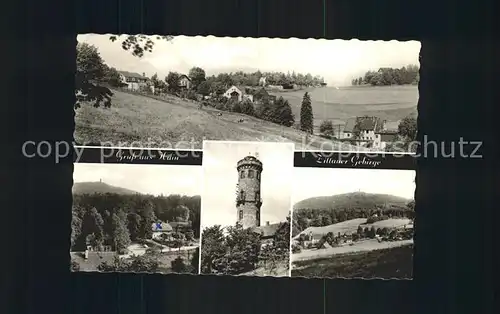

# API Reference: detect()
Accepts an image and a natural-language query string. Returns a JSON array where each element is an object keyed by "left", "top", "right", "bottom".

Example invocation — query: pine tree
[
  {"left": 300, "top": 92, "right": 314, "bottom": 134},
  {"left": 111, "top": 210, "right": 131, "bottom": 253}
]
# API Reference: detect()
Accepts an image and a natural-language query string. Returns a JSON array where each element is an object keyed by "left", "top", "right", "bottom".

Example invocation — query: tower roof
[{"left": 237, "top": 155, "right": 263, "bottom": 171}]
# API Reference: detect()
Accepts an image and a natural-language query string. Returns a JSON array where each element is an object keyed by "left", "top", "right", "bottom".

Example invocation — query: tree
[
  {"left": 196, "top": 80, "right": 211, "bottom": 96},
  {"left": 75, "top": 43, "right": 113, "bottom": 109},
  {"left": 300, "top": 92, "right": 314, "bottom": 134},
  {"left": 70, "top": 260, "right": 80, "bottom": 272},
  {"left": 357, "top": 225, "right": 363, "bottom": 235},
  {"left": 398, "top": 115, "right": 417, "bottom": 141},
  {"left": 407, "top": 200, "right": 415, "bottom": 211},
  {"left": 127, "top": 213, "right": 142, "bottom": 241},
  {"left": 111, "top": 210, "right": 131, "bottom": 253},
  {"left": 98, "top": 254, "right": 160, "bottom": 272},
  {"left": 150, "top": 73, "right": 167, "bottom": 93},
  {"left": 71, "top": 212, "right": 82, "bottom": 249},
  {"left": 81, "top": 207, "right": 105, "bottom": 249},
  {"left": 222, "top": 224, "right": 261, "bottom": 274},
  {"left": 103, "top": 66, "right": 125, "bottom": 88},
  {"left": 165, "top": 72, "right": 180, "bottom": 93},
  {"left": 109, "top": 35, "right": 174, "bottom": 58},
  {"left": 190, "top": 248, "right": 200, "bottom": 273},
  {"left": 200, "top": 225, "right": 226, "bottom": 274},
  {"left": 171, "top": 256, "right": 188, "bottom": 273},
  {"left": 319, "top": 120, "right": 334, "bottom": 137},
  {"left": 368, "top": 226, "right": 377, "bottom": 239},
  {"left": 271, "top": 97, "right": 295, "bottom": 127},
  {"left": 188, "top": 67, "right": 206, "bottom": 89}
]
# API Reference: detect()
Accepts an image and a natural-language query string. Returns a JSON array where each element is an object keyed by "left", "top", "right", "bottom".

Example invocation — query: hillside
[
  {"left": 294, "top": 192, "right": 410, "bottom": 211},
  {"left": 75, "top": 89, "right": 361, "bottom": 150},
  {"left": 72, "top": 181, "right": 139, "bottom": 195},
  {"left": 291, "top": 244, "right": 413, "bottom": 279}
]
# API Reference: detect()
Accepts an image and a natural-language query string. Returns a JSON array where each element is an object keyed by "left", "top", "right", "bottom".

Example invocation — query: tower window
[
  {"left": 248, "top": 169, "right": 254, "bottom": 178},
  {"left": 255, "top": 191, "right": 260, "bottom": 201},
  {"left": 256, "top": 211, "right": 260, "bottom": 222},
  {"left": 239, "top": 210, "right": 243, "bottom": 220},
  {"left": 240, "top": 171, "right": 245, "bottom": 179},
  {"left": 240, "top": 190, "right": 245, "bottom": 200},
  {"left": 257, "top": 172, "right": 260, "bottom": 180}
]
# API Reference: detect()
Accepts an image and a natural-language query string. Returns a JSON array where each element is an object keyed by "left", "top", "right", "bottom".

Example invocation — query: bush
[
  {"left": 292, "top": 243, "right": 302, "bottom": 253},
  {"left": 171, "top": 256, "right": 188, "bottom": 273}
]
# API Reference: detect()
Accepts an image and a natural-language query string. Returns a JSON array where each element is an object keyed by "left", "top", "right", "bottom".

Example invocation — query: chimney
[{"left": 266, "top": 221, "right": 270, "bottom": 226}]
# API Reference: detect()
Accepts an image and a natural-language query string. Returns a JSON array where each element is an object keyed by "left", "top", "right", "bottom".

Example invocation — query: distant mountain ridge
[
  {"left": 72, "top": 182, "right": 139, "bottom": 195},
  {"left": 294, "top": 192, "right": 411, "bottom": 211}
]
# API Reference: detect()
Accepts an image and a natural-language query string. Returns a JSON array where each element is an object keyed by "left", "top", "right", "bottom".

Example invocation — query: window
[
  {"left": 239, "top": 210, "right": 243, "bottom": 220},
  {"left": 248, "top": 169, "right": 254, "bottom": 178},
  {"left": 240, "top": 190, "right": 245, "bottom": 200},
  {"left": 240, "top": 171, "right": 245, "bottom": 179},
  {"left": 256, "top": 211, "right": 260, "bottom": 221},
  {"left": 255, "top": 191, "right": 260, "bottom": 201},
  {"left": 256, "top": 172, "right": 260, "bottom": 180}
]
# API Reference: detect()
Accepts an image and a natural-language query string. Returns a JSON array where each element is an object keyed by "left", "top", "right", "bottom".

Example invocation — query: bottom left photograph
[{"left": 70, "top": 162, "right": 201, "bottom": 274}]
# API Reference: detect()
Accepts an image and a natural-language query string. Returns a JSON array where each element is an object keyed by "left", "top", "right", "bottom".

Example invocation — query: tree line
[
  {"left": 71, "top": 192, "right": 201, "bottom": 253},
  {"left": 293, "top": 201, "right": 415, "bottom": 235},
  {"left": 200, "top": 219, "right": 290, "bottom": 276},
  {"left": 351, "top": 65, "right": 419, "bottom": 86}
]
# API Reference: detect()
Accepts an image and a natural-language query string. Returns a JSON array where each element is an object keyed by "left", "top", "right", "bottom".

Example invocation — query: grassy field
[
  {"left": 75, "top": 89, "right": 361, "bottom": 150},
  {"left": 291, "top": 244, "right": 413, "bottom": 279},
  {"left": 272, "top": 85, "right": 418, "bottom": 133},
  {"left": 292, "top": 238, "right": 413, "bottom": 262}
]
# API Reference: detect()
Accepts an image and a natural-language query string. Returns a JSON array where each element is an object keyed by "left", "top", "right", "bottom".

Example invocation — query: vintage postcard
[
  {"left": 75, "top": 34, "right": 420, "bottom": 152},
  {"left": 199, "top": 141, "right": 293, "bottom": 277},
  {"left": 70, "top": 150, "right": 202, "bottom": 274},
  {"left": 291, "top": 152, "right": 415, "bottom": 279}
]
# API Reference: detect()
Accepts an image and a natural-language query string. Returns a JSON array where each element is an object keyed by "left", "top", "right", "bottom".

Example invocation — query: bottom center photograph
[{"left": 199, "top": 141, "right": 294, "bottom": 277}]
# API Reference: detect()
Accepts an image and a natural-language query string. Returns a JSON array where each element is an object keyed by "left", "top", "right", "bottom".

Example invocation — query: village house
[
  {"left": 341, "top": 116, "right": 398, "bottom": 149},
  {"left": 223, "top": 86, "right": 276, "bottom": 104},
  {"left": 178, "top": 75, "right": 192, "bottom": 89},
  {"left": 252, "top": 221, "right": 287, "bottom": 247},
  {"left": 118, "top": 71, "right": 149, "bottom": 91},
  {"left": 151, "top": 221, "right": 173, "bottom": 240}
]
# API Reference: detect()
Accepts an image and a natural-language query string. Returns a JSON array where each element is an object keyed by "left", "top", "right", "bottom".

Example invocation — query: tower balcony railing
[{"left": 236, "top": 197, "right": 263, "bottom": 206}]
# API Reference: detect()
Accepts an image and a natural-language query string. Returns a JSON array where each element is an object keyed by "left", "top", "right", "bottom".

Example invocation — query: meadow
[
  {"left": 273, "top": 85, "right": 418, "bottom": 132},
  {"left": 75, "top": 89, "right": 361, "bottom": 150},
  {"left": 291, "top": 244, "right": 413, "bottom": 279}
]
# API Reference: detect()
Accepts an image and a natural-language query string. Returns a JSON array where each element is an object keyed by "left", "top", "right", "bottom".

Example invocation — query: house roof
[
  {"left": 179, "top": 74, "right": 191, "bottom": 81},
  {"left": 151, "top": 221, "right": 173, "bottom": 232},
  {"left": 71, "top": 252, "right": 117, "bottom": 271},
  {"left": 250, "top": 87, "right": 270, "bottom": 98},
  {"left": 343, "top": 118, "right": 357, "bottom": 133},
  {"left": 118, "top": 71, "right": 146, "bottom": 79},
  {"left": 357, "top": 116, "right": 383, "bottom": 131},
  {"left": 252, "top": 222, "right": 284, "bottom": 238}
]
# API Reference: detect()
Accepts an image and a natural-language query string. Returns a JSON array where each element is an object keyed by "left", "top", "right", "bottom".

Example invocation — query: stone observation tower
[{"left": 235, "top": 153, "right": 263, "bottom": 229}]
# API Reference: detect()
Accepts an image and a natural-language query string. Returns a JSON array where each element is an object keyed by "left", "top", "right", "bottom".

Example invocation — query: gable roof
[
  {"left": 252, "top": 222, "right": 285, "bottom": 238},
  {"left": 118, "top": 71, "right": 146, "bottom": 79},
  {"left": 179, "top": 74, "right": 191, "bottom": 81},
  {"left": 357, "top": 116, "right": 382, "bottom": 131},
  {"left": 343, "top": 118, "right": 357, "bottom": 133},
  {"left": 151, "top": 221, "right": 173, "bottom": 232}
]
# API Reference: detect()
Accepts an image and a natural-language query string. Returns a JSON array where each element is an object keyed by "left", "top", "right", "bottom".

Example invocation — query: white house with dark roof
[
  {"left": 118, "top": 71, "right": 149, "bottom": 91},
  {"left": 151, "top": 221, "right": 173, "bottom": 239},
  {"left": 178, "top": 75, "right": 191, "bottom": 89},
  {"left": 341, "top": 116, "right": 399, "bottom": 149}
]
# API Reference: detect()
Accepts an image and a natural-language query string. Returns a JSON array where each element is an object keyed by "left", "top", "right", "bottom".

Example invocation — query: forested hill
[
  {"left": 72, "top": 182, "right": 139, "bottom": 195},
  {"left": 294, "top": 192, "right": 410, "bottom": 211}
]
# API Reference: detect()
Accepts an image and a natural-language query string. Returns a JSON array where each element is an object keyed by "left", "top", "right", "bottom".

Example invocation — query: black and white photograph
[
  {"left": 199, "top": 141, "right": 293, "bottom": 277},
  {"left": 70, "top": 163, "right": 201, "bottom": 274},
  {"left": 291, "top": 167, "right": 415, "bottom": 279},
  {"left": 75, "top": 34, "right": 419, "bottom": 152}
]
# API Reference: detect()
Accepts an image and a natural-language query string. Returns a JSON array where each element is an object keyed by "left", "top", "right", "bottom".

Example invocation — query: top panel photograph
[{"left": 75, "top": 34, "right": 420, "bottom": 152}]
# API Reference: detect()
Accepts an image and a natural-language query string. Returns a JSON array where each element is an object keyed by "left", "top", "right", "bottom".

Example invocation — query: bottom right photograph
[{"left": 290, "top": 168, "right": 415, "bottom": 279}]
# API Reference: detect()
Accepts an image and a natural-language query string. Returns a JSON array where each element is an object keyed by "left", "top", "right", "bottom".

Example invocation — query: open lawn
[
  {"left": 294, "top": 218, "right": 368, "bottom": 240},
  {"left": 292, "top": 238, "right": 413, "bottom": 262},
  {"left": 75, "top": 89, "right": 362, "bottom": 150},
  {"left": 291, "top": 244, "right": 413, "bottom": 279},
  {"left": 272, "top": 85, "right": 418, "bottom": 133},
  {"left": 294, "top": 218, "right": 413, "bottom": 241}
]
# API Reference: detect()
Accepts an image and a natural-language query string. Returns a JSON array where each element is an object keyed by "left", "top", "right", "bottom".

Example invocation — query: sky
[
  {"left": 77, "top": 34, "right": 421, "bottom": 86},
  {"left": 201, "top": 141, "right": 294, "bottom": 228},
  {"left": 292, "top": 168, "right": 415, "bottom": 204},
  {"left": 73, "top": 163, "right": 202, "bottom": 196}
]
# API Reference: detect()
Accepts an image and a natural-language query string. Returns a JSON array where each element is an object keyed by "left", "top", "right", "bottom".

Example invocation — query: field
[
  {"left": 294, "top": 218, "right": 413, "bottom": 241},
  {"left": 272, "top": 85, "right": 418, "bottom": 133},
  {"left": 292, "top": 238, "right": 413, "bottom": 262},
  {"left": 75, "top": 89, "right": 361, "bottom": 150},
  {"left": 291, "top": 244, "right": 413, "bottom": 279}
]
